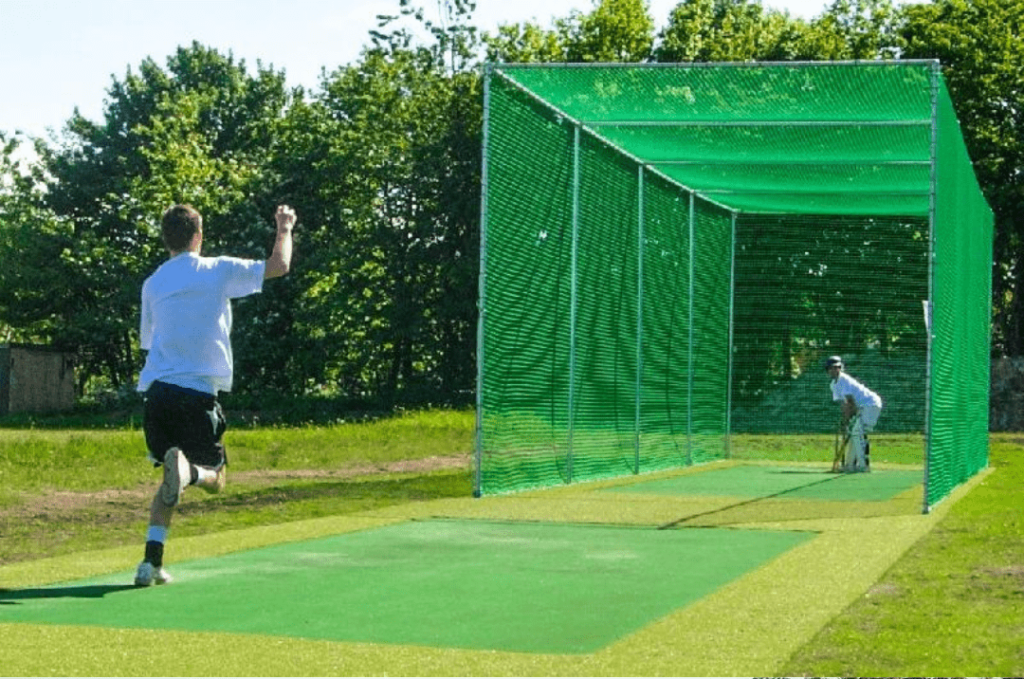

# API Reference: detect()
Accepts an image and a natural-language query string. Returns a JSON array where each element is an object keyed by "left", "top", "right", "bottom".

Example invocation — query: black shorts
[{"left": 143, "top": 381, "right": 227, "bottom": 469}]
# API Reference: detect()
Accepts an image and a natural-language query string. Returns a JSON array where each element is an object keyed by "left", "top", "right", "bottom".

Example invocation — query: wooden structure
[{"left": 0, "top": 344, "right": 76, "bottom": 414}]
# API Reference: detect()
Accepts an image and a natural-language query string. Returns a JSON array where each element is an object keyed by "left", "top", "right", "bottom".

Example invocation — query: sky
[{"left": 0, "top": 0, "right": 834, "bottom": 141}]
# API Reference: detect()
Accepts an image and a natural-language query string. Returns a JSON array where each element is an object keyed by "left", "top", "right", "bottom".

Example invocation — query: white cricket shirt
[
  {"left": 137, "top": 252, "right": 265, "bottom": 395},
  {"left": 831, "top": 372, "right": 883, "bottom": 409}
]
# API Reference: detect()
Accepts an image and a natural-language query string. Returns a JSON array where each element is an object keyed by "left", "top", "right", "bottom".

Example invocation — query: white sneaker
[
  {"left": 161, "top": 447, "right": 190, "bottom": 506},
  {"left": 134, "top": 561, "right": 172, "bottom": 587},
  {"left": 198, "top": 467, "right": 226, "bottom": 495}
]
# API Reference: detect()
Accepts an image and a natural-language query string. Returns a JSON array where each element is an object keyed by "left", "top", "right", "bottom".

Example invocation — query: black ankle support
[{"left": 145, "top": 541, "right": 164, "bottom": 568}]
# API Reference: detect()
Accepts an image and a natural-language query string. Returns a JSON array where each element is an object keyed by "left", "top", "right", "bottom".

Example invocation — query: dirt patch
[
  {"left": 1, "top": 454, "right": 470, "bottom": 526},
  {"left": 965, "top": 564, "right": 1024, "bottom": 596},
  {"left": 9, "top": 488, "right": 149, "bottom": 519},
  {"left": 864, "top": 582, "right": 903, "bottom": 599},
  {"left": 230, "top": 455, "right": 470, "bottom": 482},
  {"left": 975, "top": 565, "right": 1024, "bottom": 582}
]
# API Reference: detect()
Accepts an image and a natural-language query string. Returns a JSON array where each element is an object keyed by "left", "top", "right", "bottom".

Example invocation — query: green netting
[
  {"left": 729, "top": 214, "right": 930, "bottom": 435},
  {"left": 477, "top": 62, "right": 993, "bottom": 512},
  {"left": 929, "top": 78, "right": 992, "bottom": 506},
  {"left": 504, "top": 63, "right": 933, "bottom": 123}
]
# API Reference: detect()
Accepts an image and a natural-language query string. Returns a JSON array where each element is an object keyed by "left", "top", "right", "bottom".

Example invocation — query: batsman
[{"left": 825, "top": 356, "right": 883, "bottom": 473}]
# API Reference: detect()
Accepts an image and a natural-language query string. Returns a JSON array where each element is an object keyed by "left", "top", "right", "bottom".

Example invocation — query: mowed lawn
[{"left": 0, "top": 411, "right": 1021, "bottom": 676}]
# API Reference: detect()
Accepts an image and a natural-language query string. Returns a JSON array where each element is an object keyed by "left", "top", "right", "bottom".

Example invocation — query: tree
[
  {"left": 563, "top": 0, "right": 655, "bottom": 62},
  {"left": 256, "top": 0, "right": 482, "bottom": 407},
  {"left": 653, "top": 0, "right": 901, "bottom": 63},
  {"left": 0, "top": 3, "right": 486, "bottom": 407},
  {"left": 655, "top": 0, "right": 808, "bottom": 62},
  {"left": 810, "top": 0, "right": 901, "bottom": 59},
  {"left": 299, "top": 41, "right": 480, "bottom": 406},
  {"left": 899, "top": 0, "right": 1024, "bottom": 355},
  {"left": 0, "top": 133, "right": 70, "bottom": 347},
  {"left": 483, "top": 22, "right": 567, "bottom": 63},
  {"left": 485, "top": 0, "right": 655, "bottom": 64}
]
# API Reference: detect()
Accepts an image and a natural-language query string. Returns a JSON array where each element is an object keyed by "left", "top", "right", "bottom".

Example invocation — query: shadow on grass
[{"left": 0, "top": 584, "right": 137, "bottom": 604}]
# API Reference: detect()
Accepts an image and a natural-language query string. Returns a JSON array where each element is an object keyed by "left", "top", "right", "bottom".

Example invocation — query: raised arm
[{"left": 264, "top": 205, "right": 296, "bottom": 280}]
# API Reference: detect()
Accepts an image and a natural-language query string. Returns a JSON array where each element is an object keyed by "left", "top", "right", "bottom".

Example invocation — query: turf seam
[{"left": 417, "top": 515, "right": 663, "bottom": 530}]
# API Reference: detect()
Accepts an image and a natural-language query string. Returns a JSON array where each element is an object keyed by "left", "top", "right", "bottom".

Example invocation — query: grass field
[
  {"left": 0, "top": 409, "right": 474, "bottom": 563},
  {"left": 0, "top": 410, "right": 1021, "bottom": 675}
]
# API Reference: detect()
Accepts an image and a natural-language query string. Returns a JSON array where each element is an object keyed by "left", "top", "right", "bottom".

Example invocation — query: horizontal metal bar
[
  {"left": 582, "top": 119, "right": 932, "bottom": 128},
  {"left": 650, "top": 159, "right": 931, "bottom": 167},
  {"left": 700, "top": 188, "right": 930, "bottom": 196},
  {"left": 493, "top": 59, "right": 939, "bottom": 69}
]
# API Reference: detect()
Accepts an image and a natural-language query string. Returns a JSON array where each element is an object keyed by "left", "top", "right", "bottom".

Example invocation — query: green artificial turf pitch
[
  {"left": 0, "top": 519, "right": 813, "bottom": 653},
  {"left": 605, "top": 465, "right": 922, "bottom": 502}
]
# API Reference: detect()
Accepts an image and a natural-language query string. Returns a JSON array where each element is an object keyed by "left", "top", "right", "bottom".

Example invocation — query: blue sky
[{"left": 0, "top": 0, "right": 833, "bottom": 140}]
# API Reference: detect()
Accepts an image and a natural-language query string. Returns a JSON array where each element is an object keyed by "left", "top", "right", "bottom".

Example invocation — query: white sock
[
  {"left": 146, "top": 525, "right": 168, "bottom": 544},
  {"left": 195, "top": 467, "right": 217, "bottom": 484}
]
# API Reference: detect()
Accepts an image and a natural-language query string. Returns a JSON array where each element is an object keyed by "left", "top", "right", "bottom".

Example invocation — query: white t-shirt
[
  {"left": 831, "top": 372, "right": 883, "bottom": 409},
  {"left": 138, "top": 252, "right": 265, "bottom": 395}
]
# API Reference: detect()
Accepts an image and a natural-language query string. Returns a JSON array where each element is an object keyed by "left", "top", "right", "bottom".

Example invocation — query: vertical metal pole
[
  {"left": 473, "top": 65, "right": 492, "bottom": 498},
  {"left": 923, "top": 61, "right": 940, "bottom": 514},
  {"left": 635, "top": 166, "right": 645, "bottom": 475},
  {"left": 726, "top": 210, "right": 737, "bottom": 459},
  {"left": 567, "top": 124, "right": 582, "bottom": 484},
  {"left": 687, "top": 191, "right": 695, "bottom": 466}
]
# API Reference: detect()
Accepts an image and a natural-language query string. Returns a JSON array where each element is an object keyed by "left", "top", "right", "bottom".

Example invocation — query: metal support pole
[
  {"left": 635, "top": 166, "right": 645, "bottom": 475},
  {"left": 567, "top": 124, "right": 582, "bottom": 485},
  {"left": 473, "top": 65, "right": 492, "bottom": 498},
  {"left": 923, "top": 61, "right": 940, "bottom": 514},
  {"left": 687, "top": 191, "right": 695, "bottom": 466},
  {"left": 726, "top": 210, "right": 737, "bottom": 458}
]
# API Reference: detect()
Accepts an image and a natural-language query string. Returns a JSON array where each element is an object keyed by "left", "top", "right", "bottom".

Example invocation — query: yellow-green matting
[{"left": 0, "top": 460, "right": 990, "bottom": 676}]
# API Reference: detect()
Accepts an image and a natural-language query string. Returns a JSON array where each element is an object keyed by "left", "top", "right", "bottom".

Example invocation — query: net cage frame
[{"left": 475, "top": 60, "right": 993, "bottom": 512}]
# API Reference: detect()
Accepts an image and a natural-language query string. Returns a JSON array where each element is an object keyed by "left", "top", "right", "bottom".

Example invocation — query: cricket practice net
[{"left": 476, "top": 62, "right": 993, "bottom": 511}]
